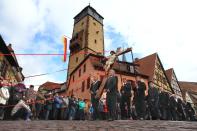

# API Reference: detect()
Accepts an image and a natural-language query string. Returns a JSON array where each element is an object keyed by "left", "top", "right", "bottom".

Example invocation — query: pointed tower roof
[{"left": 74, "top": 5, "right": 104, "bottom": 25}]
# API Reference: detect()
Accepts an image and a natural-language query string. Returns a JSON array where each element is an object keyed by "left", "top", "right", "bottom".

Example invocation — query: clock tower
[{"left": 67, "top": 5, "right": 104, "bottom": 76}]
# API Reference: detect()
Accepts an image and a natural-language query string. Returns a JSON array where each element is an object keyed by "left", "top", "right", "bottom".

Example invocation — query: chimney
[
  {"left": 7, "top": 43, "right": 14, "bottom": 52},
  {"left": 134, "top": 58, "right": 139, "bottom": 62}
]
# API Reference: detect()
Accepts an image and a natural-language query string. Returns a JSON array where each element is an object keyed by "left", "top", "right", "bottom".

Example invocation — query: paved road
[{"left": 0, "top": 120, "right": 197, "bottom": 131}]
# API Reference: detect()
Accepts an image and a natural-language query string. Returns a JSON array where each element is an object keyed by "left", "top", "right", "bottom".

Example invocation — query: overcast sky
[{"left": 0, "top": 0, "right": 197, "bottom": 89}]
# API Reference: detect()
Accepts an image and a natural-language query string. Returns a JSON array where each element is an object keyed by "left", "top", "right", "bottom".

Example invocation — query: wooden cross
[{"left": 95, "top": 47, "right": 132, "bottom": 99}]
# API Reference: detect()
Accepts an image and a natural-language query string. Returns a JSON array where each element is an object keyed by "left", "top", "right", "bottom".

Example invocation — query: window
[
  {"left": 94, "top": 39, "right": 97, "bottom": 44},
  {"left": 81, "top": 22, "right": 84, "bottom": 26},
  {"left": 76, "top": 57, "right": 78, "bottom": 63},
  {"left": 87, "top": 77, "right": 90, "bottom": 89},
  {"left": 96, "top": 31, "right": 99, "bottom": 34},
  {"left": 73, "top": 75, "right": 75, "bottom": 82},
  {"left": 81, "top": 81, "right": 85, "bottom": 92},
  {"left": 83, "top": 64, "right": 86, "bottom": 73},
  {"left": 79, "top": 69, "right": 81, "bottom": 77},
  {"left": 93, "top": 22, "right": 96, "bottom": 26}
]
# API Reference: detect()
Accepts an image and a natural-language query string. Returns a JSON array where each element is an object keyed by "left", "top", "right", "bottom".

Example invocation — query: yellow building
[
  {"left": 0, "top": 35, "right": 24, "bottom": 83},
  {"left": 67, "top": 5, "right": 104, "bottom": 77}
]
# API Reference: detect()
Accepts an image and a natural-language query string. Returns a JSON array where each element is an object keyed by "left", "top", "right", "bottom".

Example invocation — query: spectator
[
  {"left": 60, "top": 96, "right": 69, "bottom": 120},
  {"left": 78, "top": 98, "right": 86, "bottom": 120},
  {"left": 25, "top": 85, "right": 36, "bottom": 120},
  {"left": 35, "top": 90, "right": 45, "bottom": 120},
  {"left": 68, "top": 95, "right": 76, "bottom": 120},
  {"left": 53, "top": 93, "right": 62, "bottom": 120},
  {"left": 44, "top": 92, "right": 53, "bottom": 120},
  {"left": 0, "top": 79, "right": 10, "bottom": 120}
]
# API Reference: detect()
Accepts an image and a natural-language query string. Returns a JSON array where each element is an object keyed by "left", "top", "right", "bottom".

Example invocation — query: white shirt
[{"left": 0, "top": 86, "right": 10, "bottom": 105}]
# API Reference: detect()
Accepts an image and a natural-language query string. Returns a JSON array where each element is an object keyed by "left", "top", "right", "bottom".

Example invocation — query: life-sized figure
[
  {"left": 104, "top": 48, "right": 132, "bottom": 72},
  {"left": 90, "top": 74, "right": 101, "bottom": 120},
  {"left": 147, "top": 81, "right": 160, "bottom": 120},
  {"left": 120, "top": 78, "right": 133, "bottom": 119},
  {"left": 135, "top": 77, "right": 147, "bottom": 120},
  {"left": 105, "top": 69, "right": 118, "bottom": 121}
]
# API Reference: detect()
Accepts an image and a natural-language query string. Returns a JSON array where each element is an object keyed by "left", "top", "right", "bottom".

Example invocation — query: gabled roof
[
  {"left": 165, "top": 68, "right": 173, "bottom": 82},
  {"left": 179, "top": 81, "right": 197, "bottom": 93},
  {"left": 136, "top": 53, "right": 173, "bottom": 92},
  {"left": 166, "top": 68, "right": 183, "bottom": 97},
  {"left": 179, "top": 81, "right": 197, "bottom": 101},
  {"left": 135, "top": 53, "right": 157, "bottom": 81},
  {"left": 39, "top": 81, "right": 63, "bottom": 91}
]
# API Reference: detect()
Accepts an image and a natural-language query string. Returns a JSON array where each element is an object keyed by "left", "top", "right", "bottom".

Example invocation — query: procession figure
[
  {"left": 120, "top": 78, "right": 133, "bottom": 119},
  {"left": 90, "top": 74, "right": 101, "bottom": 120},
  {"left": 135, "top": 77, "right": 147, "bottom": 120},
  {"left": 105, "top": 69, "right": 118, "bottom": 121},
  {"left": 147, "top": 81, "right": 160, "bottom": 120}
]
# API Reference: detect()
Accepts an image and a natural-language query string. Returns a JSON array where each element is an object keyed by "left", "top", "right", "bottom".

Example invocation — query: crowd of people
[{"left": 0, "top": 70, "right": 196, "bottom": 121}]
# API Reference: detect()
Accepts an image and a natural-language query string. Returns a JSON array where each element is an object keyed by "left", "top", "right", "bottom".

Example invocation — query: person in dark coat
[
  {"left": 185, "top": 102, "right": 196, "bottom": 121},
  {"left": 159, "top": 88, "right": 170, "bottom": 120},
  {"left": 169, "top": 94, "right": 178, "bottom": 120},
  {"left": 105, "top": 69, "right": 118, "bottom": 121},
  {"left": 135, "top": 77, "right": 147, "bottom": 120},
  {"left": 177, "top": 98, "right": 186, "bottom": 121},
  {"left": 90, "top": 75, "right": 101, "bottom": 120},
  {"left": 147, "top": 81, "right": 160, "bottom": 120},
  {"left": 120, "top": 78, "right": 132, "bottom": 119}
]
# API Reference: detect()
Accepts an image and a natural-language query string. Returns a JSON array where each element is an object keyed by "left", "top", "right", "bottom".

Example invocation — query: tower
[{"left": 67, "top": 5, "right": 104, "bottom": 76}]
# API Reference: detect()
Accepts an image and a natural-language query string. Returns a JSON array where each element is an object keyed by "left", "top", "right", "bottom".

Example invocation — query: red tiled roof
[
  {"left": 179, "top": 81, "right": 197, "bottom": 101},
  {"left": 135, "top": 53, "right": 157, "bottom": 81},
  {"left": 179, "top": 81, "right": 197, "bottom": 92},
  {"left": 165, "top": 68, "right": 173, "bottom": 82},
  {"left": 39, "top": 81, "right": 62, "bottom": 91}
]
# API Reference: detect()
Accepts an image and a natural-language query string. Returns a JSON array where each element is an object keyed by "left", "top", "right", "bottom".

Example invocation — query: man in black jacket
[
  {"left": 90, "top": 75, "right": 101, "bottom": 120},
  {"left": 105, "top": 69, "right": 118, "bottom": 121},
  {"left": 169, "top": 94, "right": 178, "bottom": 120},
  {"left": 159, "top": 88, "right": 170, "bottom": 120},
  {"left": 135, "top": 78, "right": 146, "bottom": 120},
  {"left": 147, "top": 81, "right": 160, "bottom": 120},
  {"left": 120, "top": 78, "right": 132, "bottom": 119}
]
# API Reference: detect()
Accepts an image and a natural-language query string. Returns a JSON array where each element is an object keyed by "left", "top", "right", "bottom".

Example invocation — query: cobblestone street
[{"left": 0, "top": 120, "right": 197, "bottom": 131}]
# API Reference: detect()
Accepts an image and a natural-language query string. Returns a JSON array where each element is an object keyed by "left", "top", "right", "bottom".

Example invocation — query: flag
[{"left": 62, "top": 36, "right": 67, "bottom": 62}]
